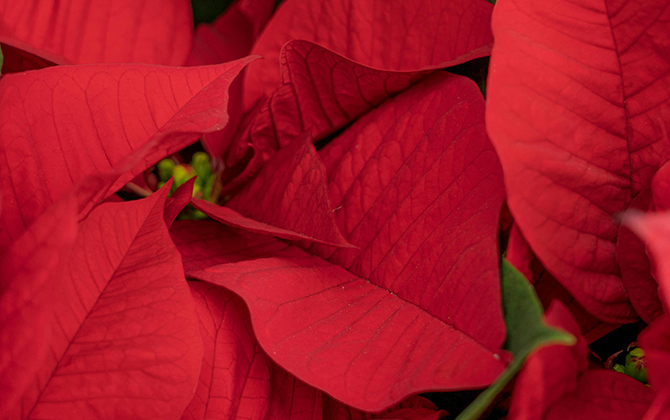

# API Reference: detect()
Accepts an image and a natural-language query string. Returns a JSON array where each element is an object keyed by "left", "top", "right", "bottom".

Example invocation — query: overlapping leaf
[
  {"left": 0, "top": 56, "right": 253, "bottom": 246},
  {"left": 616, "top": 191, "right": 663, "bottom": 323},
  {"left": 184, "top": 281, "right": 446, "bottom": 420},
  {"left": 1, "top": 184, "right": 202, "bottom": 420},
  {"left": 507, "top": 225, "right": 619, "bottom": 342},
  {"left": 486, "top": 0, "right": 670, "bottom": 322},
  {"left": 186, "top": 0, "right": 275, "bottom": 66},
  {"left": 220, "top": 41, "right": 429, "bottom": 186},
  {"left": 180, "top": 72, "right": 507, "bottom": 411},
  {"left": 243, "top": 0, "right": 494, "bottom": 109},
  {"left": 197, "top": 131, "right": 352, "bottom": 247},
  {"left": 0, "top": 0, "right": 193, "bottom": 68}
]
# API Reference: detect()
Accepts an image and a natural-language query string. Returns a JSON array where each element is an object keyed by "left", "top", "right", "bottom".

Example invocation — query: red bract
[
  {"left": 1, "top": 183, "right": 203, "bottom": 420},
  {"left": 242, "top": 0, "right": 494, "bottom": 109},
  {"left": 178, "top": 72, "right": 507, "bottom": 411},
  {"left": 507, "top": 224, "right": 618, "bottom": 343},
  {"left": 0, "top": 57, "right": 254, "bottom": 246},
  {"left": 220, "top": 41, "right": 430, "bottom": 187},
  {"left": 0, "top": 0, "right": 193, "bottom": 69},
  {"left": 486, "top": 0, "right": 670, "bottom": 322},
  {"left": 184, "top": 281, "right": 446, "bottom": 420}
]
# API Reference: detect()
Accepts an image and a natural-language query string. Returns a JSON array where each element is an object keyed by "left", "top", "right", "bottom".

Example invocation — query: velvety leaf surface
[
  {"left": 221, "top": 41, "right": 429, "bottom": 188},
  {"left": 0, "top": 0, "right": 193, "bottom": 66},
  {"left": 617, "top": 191, "right": 663, "bottom": 323},
  {"left": 188, "top": 253, "right": 505, "bottom": 412},
  {"left": 457, "top": 262, "right": 575, "bottom": 420},
  {"left": 243, "top": 0, "right": 494, "bottom": 109},
  {"left": 487, "top": 0, "right": 670, "bottom": 321},
  {"left": 184, "top": 280, "right": 446, "bottom": 420},
  {"left": 4, "top": 185, "right": 203, "bottom": 420},
  {"left": 507, "top": 300, "right": 587, "bottom": 420},
  {"left": 0, "top": 195, "right": 78, "bottom": 419},
  {"left": 639, "top": 317, "right": 670, "bottom": 420},
  {"left": 543, "top": 370, "right": 654, "bottom": 420},
  {"left": 223, "top": 132, "right": 352, "bottom": 248},
  {"left": 0, "top": 57, "right": 254, "bottom": 247},
  {"left": 311, "top": 72, "right": 506, "bottom": 351}
]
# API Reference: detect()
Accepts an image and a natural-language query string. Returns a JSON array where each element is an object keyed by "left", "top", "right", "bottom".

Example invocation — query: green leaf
[{"left": 455, "top": 259, "right": 575, "bottom": 420}]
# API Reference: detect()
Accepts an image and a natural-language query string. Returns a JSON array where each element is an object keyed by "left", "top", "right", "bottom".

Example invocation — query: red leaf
[
  {"left": 170, "top": 219, "right": 293, "bottom": 273},
  {"left": 0, "top": 194, "right": 78, "bottom": 418},
  {"left": 2, "top": 184, "right": 203, "bottom": 419},
  {"left": 624, "top": 210, "right": 670, "bottom": 309},
  {"left": 0, "top": 57, "right": 254, "bottom": 247},
  {"left": 0, "top": 0, "right": 193, "bottom": 67},
  {"left": 221, "top": 41, "right": 430, "bottom": 188},
  {"left": 201, "top": 132, "right": 352, "bottom": 247},
  {"left": 507, "top": 224, "right": 619, "bottom": 343},
  {"left": 183, "top": 281, "right": 271, "bottom": 420},
  {"left": 184, "top": 280, "right": 446, "bottom": 420},
  {"left": 242, "top": 0, "right": 494, "bottom": 109},
  {"left": 511, "top": 302, "right": 654, "bottom": 420},
  {"left": 183, "top": 73, "right": 507, "bottom": 410},
  {"left": 311, "top": 72, "right": 506, "bottom": 351},
  {"left": 486, "top": 0, "right": 670, "bottom": 322},
  {"left": 544, "top": 370, "right": 654, "bottom": 420},
  {"left": 617, "top": 190, "right": 663, "bottom": 323},
  {"left": 185, "top": 0, "right": 275, "bottom": 66},
  {"left": 508, "top": 301, "right": 588, "bottom": 420},
  {"left": 165, "top": 177, "right": 197, "bottom": 227}
]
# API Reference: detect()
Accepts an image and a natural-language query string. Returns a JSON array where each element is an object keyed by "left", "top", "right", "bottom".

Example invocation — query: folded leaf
[
  {"left": 221, "top": 41, "right": 429, "bottom": 186},
  {"left": 188, "top": 253, "right": 504, "bottom": 411},
  {"left": 184, "top": 280, "right": 446, "bottom": 420},
  {"left": 183, "top": 73, "right": 507, "bottom": 410},
  {"left": 170, "top": 219, "right": 293, "bottom": 273},
  {"left": 243, "top": 0, "right": 494, "bottom": 109},
  {"left": 3, "top": 184, "right": 203, "bottom": 420},
  {"left": 507, "top": 224, "right": 619, "bottom": 342},
  {"left": 0, "top": 0, "right": 193, "bottom": 66},
  {"left": 311, "top": 72, "right": 506, "bottom": 351},
  {"left": 486, "top": 0, "right": 670, "bottom": 321},
  {"left": 185, "top": 0, "right": 275, "bottom": 66},
  {"left": 0, "top": 57, "right": 254, "bottom": 246},
  {"left": 216, "top": 131, "right": 353, "bottom": 247}
]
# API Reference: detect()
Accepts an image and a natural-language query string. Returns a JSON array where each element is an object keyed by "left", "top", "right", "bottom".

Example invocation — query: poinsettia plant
[{"left": 0, "top": 0, "right": 669, "bottom": 419}]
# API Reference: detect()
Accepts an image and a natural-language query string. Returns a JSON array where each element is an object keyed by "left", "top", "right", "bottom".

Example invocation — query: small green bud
[
  {"left": 172, "top": 164, "right": 196, "bottom": 189},
  {"left": 624, "top": 347, "right": 647, "bottom": 384},
  {"left": 157, "top": 159, "right": 175, "bottom": 182},
  {"left": 191, "top": 152, "right": 211, "bottom": 181},
  {"left": 613, "top": 364, "right": 626, "bottom": 374}
]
